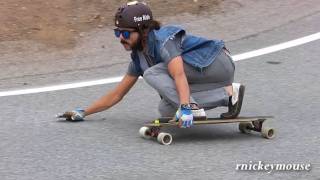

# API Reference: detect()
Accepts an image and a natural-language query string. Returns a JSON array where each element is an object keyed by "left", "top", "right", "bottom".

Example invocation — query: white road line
[
  {"left": 232, "top": 32, "right": 320, "bottom": 61},
  {"left": 0, "top": 77, "right": 124, "bottom": 97},
  {"left": 1, "top": 32, "right": 320, "bottom": 97}
]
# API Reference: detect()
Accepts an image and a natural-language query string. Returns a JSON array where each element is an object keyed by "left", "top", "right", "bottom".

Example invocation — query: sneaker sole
[{"left": 234, "top": 85, "right": 245, "bottom": 117}]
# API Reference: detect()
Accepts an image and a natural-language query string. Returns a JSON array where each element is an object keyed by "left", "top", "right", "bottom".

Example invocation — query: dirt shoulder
[{"left": 0, "top": 0, "right": 220, "bottom": 48}]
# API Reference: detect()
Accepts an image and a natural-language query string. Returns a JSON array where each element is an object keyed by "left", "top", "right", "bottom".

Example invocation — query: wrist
[
  {"left": 180, "top": 103, "right": 192, "bottom": 110},
  {"left": 75, "top": 108, "right": 86, "bottom": 117}
]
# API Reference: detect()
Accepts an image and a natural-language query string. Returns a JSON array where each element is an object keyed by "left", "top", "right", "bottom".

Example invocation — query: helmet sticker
[
  {"left": 133, "top": 14, "right": 151, "bottom": 22},
  {"left": 127, "top": 1, "right": 139, "bottom": 6}
]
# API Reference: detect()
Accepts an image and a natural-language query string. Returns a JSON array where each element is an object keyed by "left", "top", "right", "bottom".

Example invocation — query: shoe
[
  {"left": 220, "top": 83, "right": 245, "bottom": 119},
  {"left": 190, "top": 103, "right": 207, "bottom": 120}
]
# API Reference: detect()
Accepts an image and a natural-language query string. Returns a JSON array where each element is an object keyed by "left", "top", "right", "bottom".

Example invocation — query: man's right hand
[
  {"left": 175, "top": 104, "right": 193, "bottom": 128},
  {"left": 56, "top": 108, "right": 85, "bottom": 121}
]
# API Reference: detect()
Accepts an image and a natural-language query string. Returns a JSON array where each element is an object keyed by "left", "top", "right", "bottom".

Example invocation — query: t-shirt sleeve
[
  {"left": 160, "top": 32, "right": 184, "bottom": 64},
  {"left": 126, "top": 61, "right": 141, "bottom": 77}
]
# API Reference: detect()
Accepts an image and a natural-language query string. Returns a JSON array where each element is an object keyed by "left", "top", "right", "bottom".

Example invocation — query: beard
[{"left": 120, "top": 34, "right": 143, "bottom": 51}]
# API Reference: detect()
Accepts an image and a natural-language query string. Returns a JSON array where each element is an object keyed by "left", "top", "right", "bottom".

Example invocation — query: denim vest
[{"left": 131, "top": 25, "right": 225, "bottom": 76}]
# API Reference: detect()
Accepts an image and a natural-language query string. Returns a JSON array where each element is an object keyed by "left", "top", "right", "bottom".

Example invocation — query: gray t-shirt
[{"left": 127, "top": 34, "right": 183, "bottom": 76}]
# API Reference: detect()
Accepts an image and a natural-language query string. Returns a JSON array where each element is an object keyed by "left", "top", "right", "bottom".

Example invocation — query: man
[{"left": 59, "top": 1, "right": 245, "bottom": 128}]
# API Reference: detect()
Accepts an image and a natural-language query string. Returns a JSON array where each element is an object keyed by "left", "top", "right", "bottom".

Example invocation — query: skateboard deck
[
  {"left": 145, "top": 116, "right": 274, "bottom": 127},
  {"left": 139, "top": 116, "right": 275, "bottom": 145}
]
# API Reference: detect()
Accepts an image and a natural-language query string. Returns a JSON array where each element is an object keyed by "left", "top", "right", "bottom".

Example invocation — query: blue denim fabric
[{"left": 131, "top": 25, "right": 225, "bottom": 76}]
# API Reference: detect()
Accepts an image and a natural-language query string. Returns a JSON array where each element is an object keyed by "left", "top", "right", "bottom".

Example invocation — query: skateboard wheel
[
  {"left": 139, "top": 126, "right": 151, "bottom": 139},
  {"left": 261, "top": 126, "right": 275, "bottom": 139},
  {"left": 239, "top": 122, "right": 253, "bottom": 134},
  {"left": 157, "top": 132, "right": 173, "bottom": 145}
]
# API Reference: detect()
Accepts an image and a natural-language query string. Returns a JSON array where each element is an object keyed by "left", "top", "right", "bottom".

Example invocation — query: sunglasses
[{"left": 114, "top": 29, "right": 137, "bottom": 39}]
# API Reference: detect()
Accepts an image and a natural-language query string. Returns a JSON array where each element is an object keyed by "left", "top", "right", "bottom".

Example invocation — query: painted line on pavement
[
  {"left": 1, "top": 32, "right": 319, "bottom": 97},
  {"left": 232, "top": 32, "right": 320, "bottom": 61}
]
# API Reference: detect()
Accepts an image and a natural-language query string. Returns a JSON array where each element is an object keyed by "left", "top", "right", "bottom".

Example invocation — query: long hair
[{"left": 136, "top": 20, "right": 161, "bottom": 51}]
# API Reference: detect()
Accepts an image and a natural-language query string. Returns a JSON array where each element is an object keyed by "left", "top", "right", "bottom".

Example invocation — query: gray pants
[{"left": 143, "top": 50, "right": 235, "bottom": 116}]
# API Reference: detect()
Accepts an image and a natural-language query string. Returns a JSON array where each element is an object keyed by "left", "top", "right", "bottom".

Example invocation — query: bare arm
[
  {"left": 84, "top": 74, "right": 139, "bottom": 116},
  {"left": 167, "top": 56, "right": 190, "bottom": 105}
]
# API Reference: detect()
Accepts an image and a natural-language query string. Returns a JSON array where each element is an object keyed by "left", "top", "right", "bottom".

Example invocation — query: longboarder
[{"left": 57, "top": 1, "right": 245, "bottom": 128}]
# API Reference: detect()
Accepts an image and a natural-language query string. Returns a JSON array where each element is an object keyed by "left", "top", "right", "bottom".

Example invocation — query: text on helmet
[{"left": 133, "top": 14, "right": 151, "bottom": 22}]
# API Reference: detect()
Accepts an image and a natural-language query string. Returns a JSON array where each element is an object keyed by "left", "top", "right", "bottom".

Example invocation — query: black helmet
[{"left": 115, "top": 1, "right": 153, "bottom": 29}]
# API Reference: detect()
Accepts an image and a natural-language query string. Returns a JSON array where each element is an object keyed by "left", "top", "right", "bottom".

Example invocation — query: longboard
[{"left": 139, "top": 116, "right": 275, "bottom": 145}]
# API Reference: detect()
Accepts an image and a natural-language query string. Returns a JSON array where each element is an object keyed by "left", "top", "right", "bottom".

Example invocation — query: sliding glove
[
  {"left": 56, "top": 108, "right": 85, "bottom": 121},
  {"left": 175, "top": 104, "right": 193, "bottom": 128}
]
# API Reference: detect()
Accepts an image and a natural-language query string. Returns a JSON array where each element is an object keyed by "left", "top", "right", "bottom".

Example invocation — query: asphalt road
[{"left": 0, "top": 1, "right": 320, "bottom": 180}]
